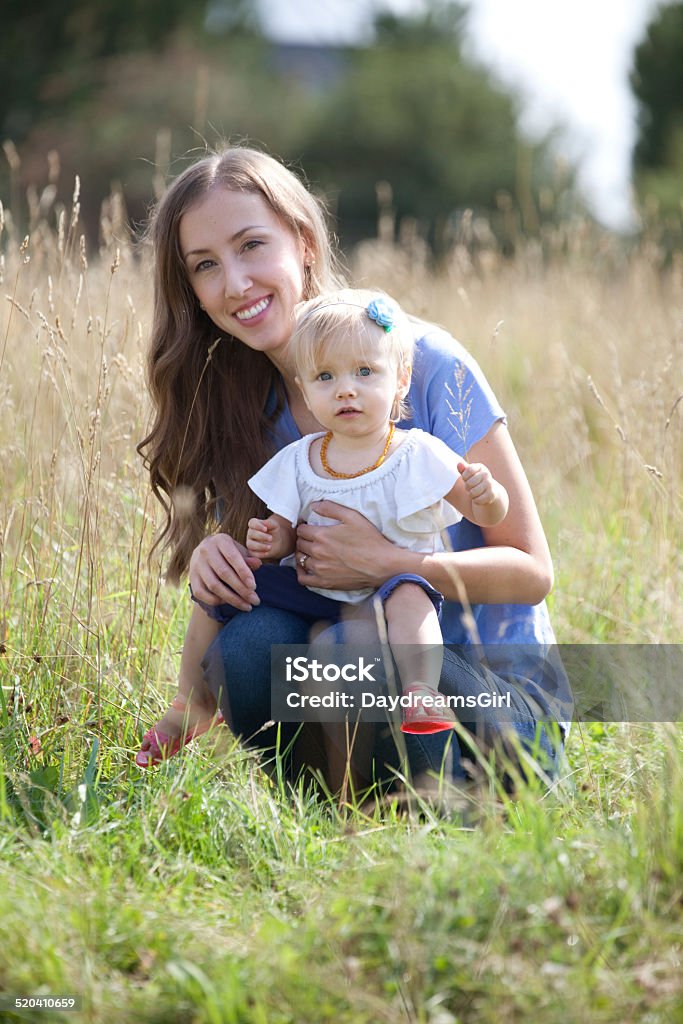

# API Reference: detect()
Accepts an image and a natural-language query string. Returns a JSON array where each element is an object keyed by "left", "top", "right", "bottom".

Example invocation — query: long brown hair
[{"left": 138, "top": 146, "right": 345, "bottom": 582}]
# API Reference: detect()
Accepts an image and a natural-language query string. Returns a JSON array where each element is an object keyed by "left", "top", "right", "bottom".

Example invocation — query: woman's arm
[
  {"left": 417, "top": 418, "right": 552, "bottom": 602},
  {"left": 295, "top": 421, "right": 554, "bottom": 606},
  {"left": 189, "top": 441, "right": 301, "bottom": 609}
]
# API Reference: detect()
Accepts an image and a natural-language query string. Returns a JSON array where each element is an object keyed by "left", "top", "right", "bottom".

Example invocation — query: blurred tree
[
  {"left": 632, "top": 1, "right": 683, "bottom": 169},
  {"left": 631, "top": 2, "right": 683, "bottom": 219},
  {"left": 374, "top": 0, "right": 467, "bottom": 44},
  {"left": 0, "top": 0, "right": 258, "bottom": 139},
  {"left": 298, "top": 2, "right": 534, "bottom": 249},
  {"left": 0, "top": 0, "right": 272, "bottom": 237},
  {"left": 7, "top": 28, "right": 310, "bottom": 241},
  {"left": 0, "top": 0, "right": 558, "bottom": 254}
]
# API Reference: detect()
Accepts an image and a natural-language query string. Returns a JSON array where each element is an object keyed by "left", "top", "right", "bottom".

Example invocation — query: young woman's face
[{"left": 179, "top": 188, "right": 308, "bottom": 360}]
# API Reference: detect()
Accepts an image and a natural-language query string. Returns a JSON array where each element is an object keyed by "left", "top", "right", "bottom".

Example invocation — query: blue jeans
[{"left": 200, "top": 597, "right": 563, "bottom": 789}]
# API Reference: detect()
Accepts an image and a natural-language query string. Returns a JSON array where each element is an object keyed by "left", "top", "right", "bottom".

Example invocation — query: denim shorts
[{"left": 192, "top": 564, "right": 443, "bottom": 625}]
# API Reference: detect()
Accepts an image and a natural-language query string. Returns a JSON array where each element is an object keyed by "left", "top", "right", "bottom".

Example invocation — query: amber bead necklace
[{"left": 319, "top": 423, "right": 395, "bottom": 479}]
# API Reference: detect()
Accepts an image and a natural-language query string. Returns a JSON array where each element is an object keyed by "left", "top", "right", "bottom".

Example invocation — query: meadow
[{"left": 0, "top": 181, "right": 681, "bottom": 1023}]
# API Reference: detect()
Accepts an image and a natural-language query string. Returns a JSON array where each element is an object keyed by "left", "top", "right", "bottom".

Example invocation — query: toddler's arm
[
  {"left": 247, "top": 514, "right": 296, "bottom": 561},
  {"left": 445, "top": 459, "right": 509, "bottom": 527}
]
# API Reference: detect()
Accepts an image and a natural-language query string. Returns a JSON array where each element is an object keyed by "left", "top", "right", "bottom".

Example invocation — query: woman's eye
[
  {"left": 194, "top": 259, "right": 215, "bottom": 273},
  {"left": 358, "top": 366, "right": 372, "bottom": 377},
  {"left": 241, "top": 239, "right": 262, "bottom": 254}
]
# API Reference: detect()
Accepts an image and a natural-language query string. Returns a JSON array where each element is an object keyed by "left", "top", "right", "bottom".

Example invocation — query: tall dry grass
[
  {"left": 0, "top": 176, "right": 681, "bottom": 773},
  {"left": 0, "top": 179, "right": 168, "bottom": 769}
]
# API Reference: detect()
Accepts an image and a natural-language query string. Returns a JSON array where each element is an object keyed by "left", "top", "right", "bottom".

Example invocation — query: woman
[{"left": 137, "top": 145, "right": 570, "bottom": 787}]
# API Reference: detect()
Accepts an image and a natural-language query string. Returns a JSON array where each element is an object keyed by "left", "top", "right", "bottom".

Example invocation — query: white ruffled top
[{"left": 248, "top": 428, "right": 463, "bottom": 603}]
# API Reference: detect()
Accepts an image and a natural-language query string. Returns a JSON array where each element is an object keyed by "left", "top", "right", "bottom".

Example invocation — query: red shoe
[
  {"left": 401, "top": 684, "right": 457, "bottom": 735},
  {"left": 135, "top": 696, "right": 224, "bottom": 768}
]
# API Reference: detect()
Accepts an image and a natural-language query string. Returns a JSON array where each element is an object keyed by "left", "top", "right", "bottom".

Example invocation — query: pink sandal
[
  {"left": 135, "top": 696, "right": 225, "bottom": 768},
  {"left": 401, "top": 683, "right": 457, "bottom": 735}
]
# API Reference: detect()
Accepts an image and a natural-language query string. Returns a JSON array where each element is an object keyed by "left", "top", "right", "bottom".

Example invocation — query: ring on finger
[{"left": 299, "top": 553, "right": 309, "bottom": 571}]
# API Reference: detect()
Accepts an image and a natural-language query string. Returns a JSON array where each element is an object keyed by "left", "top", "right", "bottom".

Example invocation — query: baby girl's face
[{"left": 297, "top": 346, "right": 408, "bottom": 439}]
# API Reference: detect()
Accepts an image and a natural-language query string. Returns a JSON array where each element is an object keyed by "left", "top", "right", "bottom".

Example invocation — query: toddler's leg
[{"left": 383, "top": 583, "right": 456, "bottom": 735}]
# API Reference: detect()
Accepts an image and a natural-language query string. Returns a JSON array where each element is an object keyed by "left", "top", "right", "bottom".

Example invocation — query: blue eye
[
  {"left": 358, "top": 366, "right": 372, "bottom": 377},
  {"left": 194, "top": 259, "right": 215, "bottom": 273},
  {"left": 318, "top": 371, "right": 333, "bottom": 381}
]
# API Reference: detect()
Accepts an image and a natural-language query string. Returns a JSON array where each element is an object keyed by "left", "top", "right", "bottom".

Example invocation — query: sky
[{"left": 255, "top": 0, "right": 666, "bottom": 230}]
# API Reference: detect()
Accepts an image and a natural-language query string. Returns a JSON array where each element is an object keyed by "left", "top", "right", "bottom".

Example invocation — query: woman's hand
[
  {"left": 295, "top": 501, "right": 403, "bottom": 591},
  {"left": 188, "top": 533, "right": 262, "bottom": 612}
]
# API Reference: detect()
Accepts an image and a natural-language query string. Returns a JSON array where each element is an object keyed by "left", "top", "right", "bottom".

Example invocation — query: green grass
[
  {"left": 0, "top": 726, "right": 681, "bottom": 1022},
  {"left": 0, "top": 193, "right": 681, "bottom": 1021}
]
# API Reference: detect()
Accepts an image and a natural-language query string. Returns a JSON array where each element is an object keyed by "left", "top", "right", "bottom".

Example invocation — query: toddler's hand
[
  {"left": 458, "top": 460, "right": 498, "bottom": 506},
  {"left": 246, "top": 517, "right": 276, "bottom": 556}
]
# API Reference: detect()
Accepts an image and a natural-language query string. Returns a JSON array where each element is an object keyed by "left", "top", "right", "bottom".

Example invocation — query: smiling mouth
[{"left": 234, "top": 296, "right": 271, "bottom": 322}]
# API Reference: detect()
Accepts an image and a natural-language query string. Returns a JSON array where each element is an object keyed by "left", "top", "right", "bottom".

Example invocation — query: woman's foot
[
  {"left": 135, "top": 694, "right": 224, "bottom": 767},
  {"left": 401, "top": 683, "right": 457, "bottom": 735}
]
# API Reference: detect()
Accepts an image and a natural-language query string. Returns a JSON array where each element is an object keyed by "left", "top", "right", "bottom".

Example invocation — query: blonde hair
[
  {"left": 291, "top": 288, "right": 413, "bottom": 374},
  {"left": 138, "top": 145, "right": 346, "bottom": 581}
]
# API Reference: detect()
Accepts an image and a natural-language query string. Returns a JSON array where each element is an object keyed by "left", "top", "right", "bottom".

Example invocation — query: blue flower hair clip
[{"left": 366, "top": 297, "right": 396, "bottom": 333}]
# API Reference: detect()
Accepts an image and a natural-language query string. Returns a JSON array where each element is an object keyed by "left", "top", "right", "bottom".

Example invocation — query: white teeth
[{"left": 235, "top": 298, "right": 270, "bottom": 321}]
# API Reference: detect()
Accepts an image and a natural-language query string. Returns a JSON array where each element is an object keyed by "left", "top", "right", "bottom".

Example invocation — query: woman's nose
[{"left": 223, "top": 260, "right": 252, "bottom": 298}]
